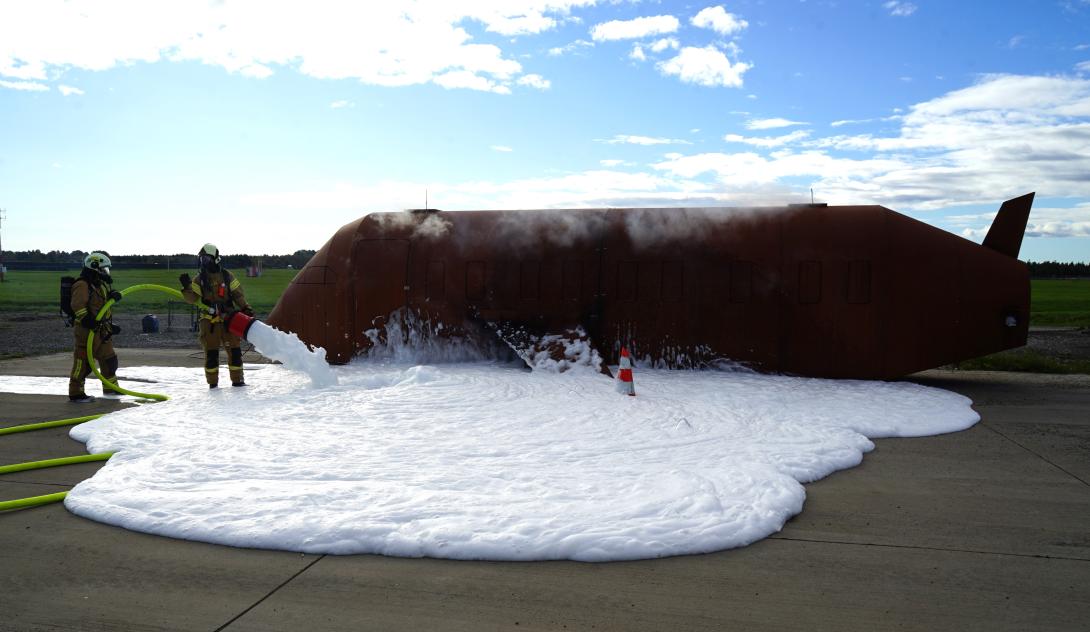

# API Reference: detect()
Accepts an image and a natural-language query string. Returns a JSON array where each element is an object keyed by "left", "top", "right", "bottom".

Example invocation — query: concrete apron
[{"left": 1, "top": 349, "right": 1088, "bottom": 631}]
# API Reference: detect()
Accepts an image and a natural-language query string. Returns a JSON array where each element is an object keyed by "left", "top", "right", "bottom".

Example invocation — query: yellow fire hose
[
  {"left": 0, "top": 284, "right": 208, "bottom": 511},
  {"left": 0, "top": 414, "right": 105, "bottom": 436}
]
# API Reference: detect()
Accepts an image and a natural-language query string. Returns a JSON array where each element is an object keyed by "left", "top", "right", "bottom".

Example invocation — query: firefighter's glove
[
  {"left": 80, "top": 314, "right": 97, "bottom": 329},
  {"left": 179, "top": 273, "right": 192, "bottom": 290},
  {"left": 107, "top": 290, "right": 123, "bottom": 303},
  {"left": 110, "top": 324, "right": 122, "bottom": 335},
  {"left": 242, "top": 307, "right": 255, "bottom": 317}
]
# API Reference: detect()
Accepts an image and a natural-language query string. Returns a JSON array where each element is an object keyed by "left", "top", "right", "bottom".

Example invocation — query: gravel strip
[
  {"left": 2, "top": 310, "right": 1086, "bottom": 367},
  {"left": 0, "top": 311, "right": 263, "bottom": 359}
]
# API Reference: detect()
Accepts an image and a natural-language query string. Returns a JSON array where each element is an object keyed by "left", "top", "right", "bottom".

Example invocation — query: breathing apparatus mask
[
  {"left": 198, "top": 243, "right": 221, "bottom": 272},
  {"left": 83, "top": 252, "right": 113, "bottom": 284}
]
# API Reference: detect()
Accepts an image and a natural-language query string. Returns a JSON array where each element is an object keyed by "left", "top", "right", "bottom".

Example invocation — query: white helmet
[
  {"left": 199, "top": 243, "right": 220, "bottom": 267},
  {"left": 83, "top": 252, "right": 112, "bottom": 275}
]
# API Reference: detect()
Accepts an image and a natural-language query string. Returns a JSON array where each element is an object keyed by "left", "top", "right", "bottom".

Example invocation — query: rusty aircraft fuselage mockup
[{"left": 266, "top": 193, "right": 1034, "bottom": 380}]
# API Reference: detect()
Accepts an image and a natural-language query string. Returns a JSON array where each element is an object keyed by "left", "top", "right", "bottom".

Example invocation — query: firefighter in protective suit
[
  {"left": 180, "top": 244, "right": 254, "bottom": 388},
  {"left": 69, "top": 252, "right": 124, "bottom": 402}
]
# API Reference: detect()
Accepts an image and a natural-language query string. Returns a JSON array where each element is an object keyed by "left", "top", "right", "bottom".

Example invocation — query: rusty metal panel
[
  {"left": 353, "top": 239, "right": 409, "bottom": 335},
  {"left": 847, "top": 260, "right": 872, "bottom": 304},
  {"left": 880, "top": 211, "right": 962, "bottom": 377},
  {"left": 267, "top": 197, "right": 1033, "bottom": 379},
  {"left": 777, "top": 206, "right": 884, "bottom": 378},
  {"left": 425, "top": 260, "right": 445, "bottom": 301}
]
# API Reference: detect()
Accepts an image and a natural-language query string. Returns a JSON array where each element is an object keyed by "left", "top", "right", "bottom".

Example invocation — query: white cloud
[
  {"left": 956, "top": 205, "right": 1090, "bottom": 240},
  {"left": 239, "top": 169, "right": 722, "bottom": 212},
  {"left": 884, "top": 1, "right": 918, "bottom": 17},
  {"left": 435, "top": 70, "right": 511, "bottom": 94},
  {"left": 517, "top": 73, "right": 551, "bottom": 90},
  {"left": 58, "top": 84, "right": 84, "bottom": 96},
  {"left": 238, "top": 74, "right": 1090, "bottom": 241},
  {"left": 491, "top": 145, "right": 514, "bottom": 152},
  {"left": 651, "top": 150, "right": 904, "bottom": 188},
  {"left": 746, "top": 118, "right": 807, "bottom": 130},
  {"left": 1008, "top": 35, "right": 1025, "bottom": 49},
  {"left": 1076, "top": 44, "right": 1090, "bottom": 51},
  {"left": 547, "top": 39, "right": 594, "bottom": 56},
  {"left": 1026, "top": 210, "right": 1090, "bottom": 237},
  {"left": 0, "top": 79, "right": 48, "bottom": 91},
  {"left": 239, "top": 63, "right": 274, "bottom": 79},
  {"left": 590, "top": 15, "right": 680, "bottom": 41},
  {"left": 227, "top": 73, "right": 1090, "bottom": 244},
  {"left": 721, "top": 40, "right": 743, "bottom": 58},
  {"left": 799, "top": 74, "right": 1090, "bottom": 212},
  {"left": 330, "top": 100, "right": 353, "bottom": 109},
  {"left": 0, "top": 1, "right": 590, "bottom": 94},
  {"left": 830, "top": 118, "right": 873, "bottom": 127},
  {"left": 690, "top": 6, "right": 749, "bottom": 36},
  {"left": 602, "top": 135, "right": 692, "bottom": 145},
  {"left": 479, "top": 12, "right": 557, "bottom": 36},
  {"left": 657, "top": 46, "right": 750, "bottom": 88},
  {"left": 1077, "top": 61, "right": 1090, "bottom": 74},
  {"left": 649, "top": 37, "right": 680, "bottom": 53},
  {"left": 724, "top": 130, "right": 811, "bottom": 147},
  {"left": 627, "top": 36, "right": 675, "bottom": 65}
]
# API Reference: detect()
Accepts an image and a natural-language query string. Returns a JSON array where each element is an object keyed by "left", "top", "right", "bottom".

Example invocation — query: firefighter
[
  {"left": 180, "top": 244, "right": 254, "bottom": 388},
  {"left": 69, "top": 252, "right": 123, "bottom": 402}
]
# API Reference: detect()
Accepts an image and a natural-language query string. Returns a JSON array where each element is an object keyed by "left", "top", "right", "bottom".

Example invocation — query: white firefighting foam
[
  {"left": 490, "top": 325, "right": 605, "bottom": 373},
  {"left": 0, "top": 356, "right": 984, "bottom": 561},
  {"left": 244, "top": 320, "right": 337, "bottom": 387}
]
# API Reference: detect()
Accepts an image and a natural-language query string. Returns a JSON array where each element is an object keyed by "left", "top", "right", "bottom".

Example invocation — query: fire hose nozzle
[{"left": 225, "top": 310, "right": 258, "bottom": 341}]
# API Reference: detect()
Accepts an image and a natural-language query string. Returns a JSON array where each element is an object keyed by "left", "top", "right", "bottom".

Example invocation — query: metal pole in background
[{"left": 0, "top": 208, "right": 7, "bottom": 282}]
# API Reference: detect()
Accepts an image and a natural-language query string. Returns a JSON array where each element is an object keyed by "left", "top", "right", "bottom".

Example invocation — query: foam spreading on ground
[{"left": 0, "top": 354, "right": 978, "bottom": 561}]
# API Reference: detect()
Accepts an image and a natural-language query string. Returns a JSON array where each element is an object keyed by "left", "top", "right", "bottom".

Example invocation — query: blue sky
[{"left": 1, "top": 0, "right": 1088, "bottom": 261}]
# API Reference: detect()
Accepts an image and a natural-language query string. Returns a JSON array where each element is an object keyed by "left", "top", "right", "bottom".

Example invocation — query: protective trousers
[
  {"left": 199, "top": 319, "right": 244, "bottom": 386},
  {"left": 69, "top": 325, "right": 119, "bottom": 397}
]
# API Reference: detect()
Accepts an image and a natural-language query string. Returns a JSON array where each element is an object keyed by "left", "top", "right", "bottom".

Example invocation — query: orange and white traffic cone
[{"left": 616, "top": 346, "right": 635, "bottom": 396}]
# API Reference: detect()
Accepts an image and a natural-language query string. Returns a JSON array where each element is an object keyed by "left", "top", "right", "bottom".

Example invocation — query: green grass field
[
  {"left": 0, "top": 269, "right": 297, "bottom": 314},
  {"left": 1029, "top": 279, "right": 1090, "bottom": 327},
  {"left": 1, "top": 271, "right": 1086, "bottom": 325},
  {"left": 956, "top": 349, "right": 1090, "bottom": 374}
]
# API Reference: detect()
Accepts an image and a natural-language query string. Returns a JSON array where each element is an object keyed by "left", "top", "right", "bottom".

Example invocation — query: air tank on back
[{"left": 265, "top": 193, "right": 1034, "bottom": 380}]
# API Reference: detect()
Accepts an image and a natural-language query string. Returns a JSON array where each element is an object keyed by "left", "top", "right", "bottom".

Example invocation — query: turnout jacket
[
  {"left": 70, "top": 270, "right": 114, "bottom": 334},
  {"left": 182, "top": 267, "right": 251, "bottom": 322}
]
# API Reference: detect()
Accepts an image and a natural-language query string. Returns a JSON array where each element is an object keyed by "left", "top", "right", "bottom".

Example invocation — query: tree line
[
  {"left": 1, "top": 249, "right": 318, "bottom": 270},
  {"left": 1027, "top": 261, "right": 1090, "bottom": 278}
]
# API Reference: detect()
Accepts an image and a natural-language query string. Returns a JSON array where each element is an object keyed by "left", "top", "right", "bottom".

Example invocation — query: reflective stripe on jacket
[
  {"left": 71, "top": 277, "right": 111, "bottom": 329},
  {"left": 181, "top": 268, "right": 251, "bottom": 322}
]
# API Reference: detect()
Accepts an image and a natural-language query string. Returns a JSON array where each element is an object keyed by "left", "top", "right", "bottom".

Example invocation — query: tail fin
[{"left": 982, "top": 192, "right": 1034, "bottom": 259}]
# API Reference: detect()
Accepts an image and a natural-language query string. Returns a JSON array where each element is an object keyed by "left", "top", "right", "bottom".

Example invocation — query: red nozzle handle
[{"left": 227, "top": 311, "right": 257, "bottom": 340}]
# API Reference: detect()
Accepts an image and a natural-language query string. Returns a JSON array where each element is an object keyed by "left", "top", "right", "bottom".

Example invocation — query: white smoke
[{"left": 367, "top": 210, "right": 453, "bottom": 240}]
